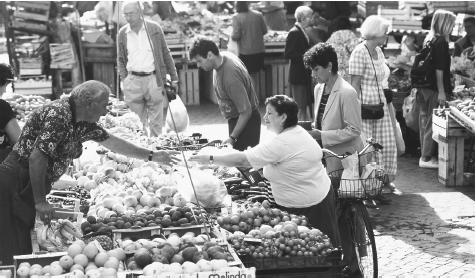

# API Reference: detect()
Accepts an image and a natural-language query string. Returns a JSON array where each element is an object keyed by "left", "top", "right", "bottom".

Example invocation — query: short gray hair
[
  {"left": 360, "top": 15, "right": 390, "bottom": 39},
  {"left": 70, "top": 80, "right": 110, "bottom": 107},
  {"left": 294, "top": 6, "right": 313, "bottom": 23}
]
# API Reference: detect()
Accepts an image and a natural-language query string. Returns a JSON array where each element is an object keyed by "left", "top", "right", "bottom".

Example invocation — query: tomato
[
  {"left": 286, "top": 239, "right": 294, "bottom": 246},
  {"left": 279, "top": 243, "right": 286, "bottom": 250},
  {"left": 297, "top": 250, "right": 304, "bottom": 256},
  {"left": 284, "top": 246, "right": 292, "bottom": 253}
]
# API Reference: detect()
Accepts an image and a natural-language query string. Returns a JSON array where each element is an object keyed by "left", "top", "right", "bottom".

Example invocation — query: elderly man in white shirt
[{"left": 117, "top": 1, "right": 178, "bottom": 137}]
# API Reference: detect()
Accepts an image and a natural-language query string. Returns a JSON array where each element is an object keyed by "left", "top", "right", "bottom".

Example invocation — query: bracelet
[
  {"left": 148, "top": 150, "right": 154, "bottom": 162},
  {"left": 209, "top": 155, "right": 214, "bottom": 165},
  {"left": 230, "top": 135, "right": 237, "bottom": 143}
]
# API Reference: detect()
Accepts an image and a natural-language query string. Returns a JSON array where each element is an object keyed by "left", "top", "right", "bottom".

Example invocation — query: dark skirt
[
  {"left": 277, "top": 186, "right": 341, "bottom": 247},
  {"left": 228, "top": 109, "right": 261, "bottom": 151},
  {"left": 0, "top": 152, "right": 35, "bottom": 265},
  {"left": 239, "top": 53, "right": 265, "bottom": 74}
]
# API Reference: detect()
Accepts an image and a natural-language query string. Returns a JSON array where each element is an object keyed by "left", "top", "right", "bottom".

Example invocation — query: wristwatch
[{"left": 229, "top": 135, "right": 238, "bottom": 143}]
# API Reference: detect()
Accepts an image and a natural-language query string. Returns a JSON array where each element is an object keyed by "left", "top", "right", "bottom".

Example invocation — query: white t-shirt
[{"left": 244, "top": 125, "right": 331, "bottom": 208}]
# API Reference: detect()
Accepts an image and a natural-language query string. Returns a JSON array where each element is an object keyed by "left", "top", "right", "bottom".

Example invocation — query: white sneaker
[{"left": 419, "top": 158, "right": 439, "bottom": 169}]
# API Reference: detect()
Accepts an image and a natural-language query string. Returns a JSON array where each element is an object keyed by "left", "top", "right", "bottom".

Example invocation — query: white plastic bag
[
  {"left": 402, "top": 88, "right": 419, "bottom": 133},
  {"left": 178, "top": 168, "right": 228, "bottom": 208},
  {"left": 165, "top": 95, "right": 189, "bottom": 133},
  {"left": 338, "top": 152, "right": 363, "bottom": 198}
]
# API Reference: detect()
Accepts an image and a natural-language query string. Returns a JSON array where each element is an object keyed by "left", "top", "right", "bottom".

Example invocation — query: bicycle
[{"left": 322, "top": 138, "right": 385, "bottom": 278}]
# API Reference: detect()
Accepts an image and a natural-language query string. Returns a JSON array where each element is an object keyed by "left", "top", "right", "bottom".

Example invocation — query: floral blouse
[{"left": 13, "top": 96, "right": 109, "bottom": 183}]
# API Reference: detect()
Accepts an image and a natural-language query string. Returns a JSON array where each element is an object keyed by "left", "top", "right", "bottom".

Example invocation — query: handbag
[{"left": 361, "top": 45, "right": 384, "bottom": 120}]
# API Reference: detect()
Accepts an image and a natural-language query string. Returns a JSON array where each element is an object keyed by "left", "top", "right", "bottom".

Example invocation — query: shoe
[{"left": 419, "top": 158, "right": 438, "bottom": 169}]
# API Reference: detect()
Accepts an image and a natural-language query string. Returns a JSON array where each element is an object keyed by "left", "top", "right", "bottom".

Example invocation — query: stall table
[{"left": 433, "top": 109, "right": 473, "bottom": 187}]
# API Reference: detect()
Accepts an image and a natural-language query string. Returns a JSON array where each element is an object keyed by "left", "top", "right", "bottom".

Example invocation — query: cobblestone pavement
[{"left": 185, "top": 102, "right": 475, "bottom": 278}]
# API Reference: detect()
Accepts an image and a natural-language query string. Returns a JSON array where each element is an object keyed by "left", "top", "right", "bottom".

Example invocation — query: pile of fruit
[
  {"left": 3, "top": 94, "right": 50, "bottom": 121},
  {"left": 16, "top": 240, "right": 125, "bottom": 278},
  {"left": 452, "top": 98, "right": 475, "bottom": 120},
  {"left": 225, "top": 178, "right": 273, "bottom": 202},
  {"left": 264, "top": 31, "right": 288, "bottom": 43},
  {"left": 452, "top": 87, "right": 475, "bottom": 100},
  {"left": 120, "top": 233, "right": 234, "bottom": 271},
  {"left": 36, "top": 219, "right": 82, "bottom": 252},
  {"left": 140, "top": 259, "right": 235, "bottom": 277},
  {"left": 81, "top": 205, "right": 208, "bottom": 235},
  {"left": 217, "top": 202, "right": 308, "bottom": 234},
  {"left": 227, "top": 221, "right": 337, "bottom": 260}
]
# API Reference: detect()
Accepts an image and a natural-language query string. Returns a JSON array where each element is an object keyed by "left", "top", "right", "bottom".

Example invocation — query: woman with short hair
[
  {"left": 304, "top": 43, "right": 363, "bottom": 173},
  {"left": 417, "top": 10, "right": 456, "bottom": 169},
  {"left": 349, "top": 15, "right": 397, "bottom": 194},
  {"left": 0, "top": 80, "right": 179, "bottom": 265},
  {"left": 190, "top": 95, "right": 341, "bottom": 247}
]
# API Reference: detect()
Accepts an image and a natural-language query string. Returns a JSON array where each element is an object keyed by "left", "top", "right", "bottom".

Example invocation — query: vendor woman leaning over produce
[
  {"left": 0, "top": 80, "right": 180, "bottom": 265},
  {"left": 190, "top": 95, "right": 341, "bottom": 247},
  {"left": 0, "top": 63, "right": 21, "bottom": 162}
]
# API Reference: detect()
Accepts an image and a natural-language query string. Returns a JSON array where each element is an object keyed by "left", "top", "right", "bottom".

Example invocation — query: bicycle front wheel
[{"left": 350, "top": 203, "right": 378, "bottom": 278}]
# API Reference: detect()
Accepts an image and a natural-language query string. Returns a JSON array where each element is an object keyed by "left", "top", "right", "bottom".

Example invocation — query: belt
[{"left": 130, "top": 71, "right": 155, "bottom": 76}]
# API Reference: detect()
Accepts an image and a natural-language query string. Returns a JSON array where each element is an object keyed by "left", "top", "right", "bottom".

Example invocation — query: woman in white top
[{"left": 190, "top": 95, "right": 340, "bottom": 246}]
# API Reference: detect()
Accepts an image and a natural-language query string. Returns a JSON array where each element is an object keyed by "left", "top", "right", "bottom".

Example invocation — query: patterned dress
[
  {"left": 326, "top": 30, "right": 360, "bottom": 82},
  {"left": 349, "top": 42, "right": 397, "bottom": 176},
  {"left": 13, "top": 96, "right": 109, "bottom": 184}
]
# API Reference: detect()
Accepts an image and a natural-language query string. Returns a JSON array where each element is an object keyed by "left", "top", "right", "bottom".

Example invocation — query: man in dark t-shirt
[{"left": 189, "top": 38, "right": 261, "bottom": 151}]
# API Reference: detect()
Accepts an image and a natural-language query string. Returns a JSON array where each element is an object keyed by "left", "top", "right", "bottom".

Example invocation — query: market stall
[{"left": 4, "top": 102, "right": 345, "bottom": 278}]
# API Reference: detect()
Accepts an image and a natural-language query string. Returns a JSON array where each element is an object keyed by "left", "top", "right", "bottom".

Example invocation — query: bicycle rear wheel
[{"left": 350, "top": 203, "right": 378, "bottom": 278}]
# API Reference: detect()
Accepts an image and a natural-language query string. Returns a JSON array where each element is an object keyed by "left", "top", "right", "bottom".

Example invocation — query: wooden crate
[
  {"left": 378, "top": 7, "right": 411, "bottom": 19},
  {"left": 432, "top": 109, "right": 468, "bottom": 141},
  {"left": 438, "top": 135, "right": 466, "bottom": 187},
  {"left": 168, "top": 43, "right": 187, "bottom": 60},
  {"left": 112, "top": 225, "right": 161, "bottom": 241},
  {"left": 14, "top": 2, "right": 50, "bottom": 23},
  {"left": 0, "top": 265, "right": 15, "bottom": 278},
  {"left": 14, "top": 252, "right": 67, "bottom": 269},
  {"left": 264, "top": 41, "right": 285, "bottom": 54},
  {"left": 178, "top": 67, "right": 200, "bottom": 105},
  {"left": 266, "top": 62, "right": 289, "bottom": 96},
  {"left": 162, "top": 224, "right": 210, "bottom": 237}
]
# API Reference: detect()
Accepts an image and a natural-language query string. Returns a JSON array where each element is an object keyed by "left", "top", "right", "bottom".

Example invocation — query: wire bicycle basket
[{"left": 328, "top": 168, "right": 384, "bottom": 200}]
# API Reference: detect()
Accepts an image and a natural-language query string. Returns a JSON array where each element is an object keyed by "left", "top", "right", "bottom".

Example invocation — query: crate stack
[
  {"left": 378, "top": 4, "right": 422, "bottom": 31},
  {"left": 9, "top": 2, "right": 52, "bottom": 96},
  {"left": 11, "top": 2, "right": 50, "bottom": 33}
]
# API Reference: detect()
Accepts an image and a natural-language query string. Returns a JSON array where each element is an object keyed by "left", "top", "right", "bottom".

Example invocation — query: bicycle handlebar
[{"left": 322, "top": 137, "right": 382, "bottom": 159}]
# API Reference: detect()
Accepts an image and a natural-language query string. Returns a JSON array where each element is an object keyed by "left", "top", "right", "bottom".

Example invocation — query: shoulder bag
[{"left": 361, "top": 45, "right": 384, "bottom": 120}]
